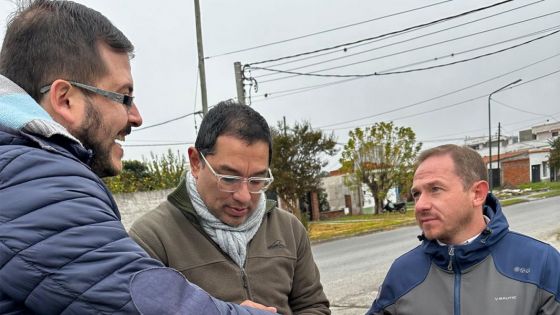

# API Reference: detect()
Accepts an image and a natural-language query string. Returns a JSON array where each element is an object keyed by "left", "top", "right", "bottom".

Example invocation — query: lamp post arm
[{"left": 487, "top": 78, "right": 522, "bottom": 193}]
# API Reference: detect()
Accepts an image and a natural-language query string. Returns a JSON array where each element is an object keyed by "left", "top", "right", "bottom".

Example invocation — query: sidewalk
[
  {"left": 546, "top": 233, "right": 560, "bottom": 250},
  {"left": 499, "top": 191, "right": 560, "bottom": 250}
]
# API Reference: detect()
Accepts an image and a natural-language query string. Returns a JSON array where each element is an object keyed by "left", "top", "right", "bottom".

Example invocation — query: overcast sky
[{"left": 1, "top": 0, "right": 559, "bottom": 170}]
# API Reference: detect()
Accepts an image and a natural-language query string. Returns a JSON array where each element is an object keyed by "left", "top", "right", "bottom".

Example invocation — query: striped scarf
[{"left": 185, "top": 171, "right": 266, "bottom": 268}]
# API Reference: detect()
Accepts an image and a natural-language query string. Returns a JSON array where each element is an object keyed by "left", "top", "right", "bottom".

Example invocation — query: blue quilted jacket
[{"left": 0, "top": 75, "right": 273, "bottom": 315}]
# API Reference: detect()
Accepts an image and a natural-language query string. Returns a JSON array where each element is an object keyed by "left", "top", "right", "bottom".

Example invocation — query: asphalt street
[{"left": 312, "top": 196, "right": 560, "bottom": 315}]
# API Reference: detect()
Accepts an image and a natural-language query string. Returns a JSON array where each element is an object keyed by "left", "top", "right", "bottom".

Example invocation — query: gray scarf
[{"left": 185, "top": 171, "right": 266, "bottom": 268}]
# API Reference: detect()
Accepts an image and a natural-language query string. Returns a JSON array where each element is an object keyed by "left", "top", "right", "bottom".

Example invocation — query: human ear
[
  {"left": 471, "top": 180, "right": 489, "bottom": 207},
  {"left": 188, "top": 147, "right": 202, "bottom": 178},
  {"left": 43, "top": 80, "right": 84, "bottom": 128}
]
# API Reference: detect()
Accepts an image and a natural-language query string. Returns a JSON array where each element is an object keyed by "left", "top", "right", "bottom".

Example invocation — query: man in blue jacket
[
  {"left": 367, "top": 144, "right": 560, "bottom": 315},
  {"left": 0, "top": 1, "right": 275, "bottom": 314}
]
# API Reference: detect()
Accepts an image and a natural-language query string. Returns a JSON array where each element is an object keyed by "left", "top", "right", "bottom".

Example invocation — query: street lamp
[{"left": 488, "top": 79, "right": 522, "bottom": 192}]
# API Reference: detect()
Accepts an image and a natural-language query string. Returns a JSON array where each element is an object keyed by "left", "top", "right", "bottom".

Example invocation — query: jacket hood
[
  {"left": 422, "top": 193, "right": 510, "bottom": 272},
  {"left": 168, "top": 173, "right": 277, "bottom": 225},
  {"left": 0, "top": 75, "right": 92, "bottom": 164},
  {"left": 0, "top": 75, "right": 79, "bottom": 144}
]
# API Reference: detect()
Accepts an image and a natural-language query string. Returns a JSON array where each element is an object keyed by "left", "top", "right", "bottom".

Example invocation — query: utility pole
[
  {"left": 234, "top": 62, "right": 246, "bottom": 105},
  {"left": 194, "top": 0, "right": 208, "bottom": 115},
  {"left": 283, "top": 116, "right": 287, "bottom": 136}
]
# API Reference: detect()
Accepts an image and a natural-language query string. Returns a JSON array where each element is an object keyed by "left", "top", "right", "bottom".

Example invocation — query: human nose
[
  {"left": 414, "top": 193, "right": 431, "bottom": 213},
  {"left": 128, "top": 102, "right": 143, "bottom": 127},
  {"left": 232, "top": 181, "right": 252, "bottom": 204}
]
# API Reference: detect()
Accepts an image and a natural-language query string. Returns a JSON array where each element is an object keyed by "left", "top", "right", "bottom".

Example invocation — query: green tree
[
  {"left": 270, "top": 121, "right": 337, "bottom": 221},
  {"left": 549, "top": 137, "right": 560, "bottom": 181},
  {"left": 340, "top": 122, "right": 421, "bottom": 214}
]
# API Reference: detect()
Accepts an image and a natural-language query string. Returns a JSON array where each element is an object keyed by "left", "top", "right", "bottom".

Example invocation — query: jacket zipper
[
  {"left": 241, "top": 269, "right": 254, "bottom": 301},
  {"left": 448, "top": 246, "right": 461, "bottom": 315}
]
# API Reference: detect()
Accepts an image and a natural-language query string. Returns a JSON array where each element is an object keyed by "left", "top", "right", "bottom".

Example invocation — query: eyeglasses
[
  {"left": 40, "top": 80, "right": 134, "bottom": 108},
  {"left": 200, "top": 153, "right": 274, "bottom": 194}
]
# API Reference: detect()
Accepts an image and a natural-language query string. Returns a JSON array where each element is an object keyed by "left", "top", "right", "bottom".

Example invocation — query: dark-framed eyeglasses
[
  {"left": 40, "top": 80, "right": 134, "bottom": 108},
  {"left": 200, "top": 153, "right": 274, "bottom": 194}
]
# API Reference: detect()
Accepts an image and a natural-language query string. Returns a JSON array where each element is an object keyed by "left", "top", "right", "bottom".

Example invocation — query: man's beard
[{"left": 72, "top": 100, "right": 129, "bottom": 178}]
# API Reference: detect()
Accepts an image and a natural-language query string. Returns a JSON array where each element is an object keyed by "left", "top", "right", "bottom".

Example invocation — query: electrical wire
[
  {"left": 312, "top": 52, "right": 560, "bottom": 129},
  {"left": 255, "top": 0, "right": 546, "bottom": 78},
  {"left": 377, "top": 26, "right": 559, "bottom": 73},
  {"left": 246, "top": 0, "right": 513, "bottom": 67},
  {"left": 419, "top": 113, "right": 560, "bottom": 144},
  {"left": 123, "top": 142, "right": 195, "bottom": 148},
  {"left": 133, "top": 111, "right": 202, "bottom": 132},
  {"left": 129, "top": 50, "right": 560, "bottom": 137},
  {"left": 492, "top": 98, "right": 559, "bottom": 120},
  {"left": 255, "top": 49, "right": 560, "bottom": 102},
  {"left": 204, "top": 0, "right": 452, "bottom": 59},
  {"left": 322, "top": 67, "right": 560, "bottom": 132},
  {"left": 250, "top": 27, "right": 560, "bottom": 79}
]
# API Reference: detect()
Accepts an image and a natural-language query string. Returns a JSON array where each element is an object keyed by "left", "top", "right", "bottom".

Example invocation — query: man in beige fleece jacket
[{"left": 130, "top": 100, "right": 330, "bottom": 315}]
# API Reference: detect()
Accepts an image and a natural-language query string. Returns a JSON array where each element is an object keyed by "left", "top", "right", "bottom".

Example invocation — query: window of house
[
  {"left": 543, "top": 161, "right": 549, "bottom": 177},
  {"left": 553, "top": 131, "right": 558, "bottom": 137}
]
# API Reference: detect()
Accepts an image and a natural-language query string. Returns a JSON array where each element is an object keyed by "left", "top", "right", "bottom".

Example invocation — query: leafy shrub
[{"left": 104, "top": 149, "right": 187, "bottom": 193}]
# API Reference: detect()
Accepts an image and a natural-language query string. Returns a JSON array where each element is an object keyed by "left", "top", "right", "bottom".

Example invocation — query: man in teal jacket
[{"left": 0, "top": 1, "right": 274, "bottom": 314}]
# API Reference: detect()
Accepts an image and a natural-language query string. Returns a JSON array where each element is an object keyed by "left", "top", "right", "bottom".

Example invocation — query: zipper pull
[
  {"left": 242, "top": 271, "right": 249, "bottom": 289},
  {"left": 481, "top": 228, "right": 492, "bottom": 244},
  {"left": 448, "top": 246, "right": 455, "bottom": 271}
]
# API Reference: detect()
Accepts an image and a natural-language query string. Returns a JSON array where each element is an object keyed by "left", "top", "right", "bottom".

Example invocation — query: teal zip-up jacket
[{"left": 367, "top": 194, "right": 560, "bottom": 315}]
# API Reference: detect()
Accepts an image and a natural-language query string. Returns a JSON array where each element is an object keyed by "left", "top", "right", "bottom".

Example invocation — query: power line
[
  {"left": 312, "top": 52, "right": 560, "bottom": 129},
  {"left": 255, "top": 0, "right": 546, "bottom": 79},
  {"left": 246, "top": 0, "right": 513, "bottom": 67},
  {"left": 250, "top": 27, "right": 560, "bottom": 79},
  {"left": 370, "top": 68, "right": 560, "bottom": 125},
  {"left": 133, "top": 111, "right": 202, "bottom": 132},
  {"left": 131, "top": 52, "right": 560, "bottom": 136},
  {"left": 252, "top": 78, "right": 357, "bottom": 103},
  {"left": 205, "top": 0, "right": 452, "bottom": 59},
  {"left": 123, "top": 141, "right": 195, "bottom": 148},
  {"left": 322, "top": 67, "right": 560, "bottom": 132},
  {"left": 492, "top": 98, "right": 559, "bottom": 121},
  {"left": 252, "top": 50, "right": 560, "bottom": 107},
  {"left": 421, "top": 137, "right": 469, "bottom": 143},
  {"left": 420, "top": 112, "right": 560, "bottom": 144},
  {"left": 377, "top": 26, "right": 560, "bottom": 73}
]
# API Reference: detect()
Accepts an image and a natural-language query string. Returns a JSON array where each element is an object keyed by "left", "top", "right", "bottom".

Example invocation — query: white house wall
[
  {"left": 529, "top": 151, "right": 551, "bottom": 180},
  {"left": 321, "top": 174, "right": 361, "bottom": 214}
]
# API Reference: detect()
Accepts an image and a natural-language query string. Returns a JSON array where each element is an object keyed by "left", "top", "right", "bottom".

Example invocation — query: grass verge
[
  {"left": 531, "top": 190, "right": 560, "bottom": 198},
  {"left": 308, "top": 211, "right": 416, "bottom": 242},
  {"left": 500, "top": 198, "right": 526, "bottom": 207}
]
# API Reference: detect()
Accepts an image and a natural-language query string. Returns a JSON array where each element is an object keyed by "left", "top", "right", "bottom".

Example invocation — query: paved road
[{"left": 312, "top": 196, "right": 560, "bottom": 315}]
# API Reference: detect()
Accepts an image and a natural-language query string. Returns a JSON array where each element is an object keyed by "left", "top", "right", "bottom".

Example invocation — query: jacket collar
[
  {"left": 422, "top": 193, "right": 510, "bottom": 272},
  {"left": 167, "top": 174, "right": 277, "bottom": 224},
  {"left": 0, "top": 75, "right": 91, "bottom": 164},
  {"left": 0, "top": 75, "right": 80, "bottom": 144}
]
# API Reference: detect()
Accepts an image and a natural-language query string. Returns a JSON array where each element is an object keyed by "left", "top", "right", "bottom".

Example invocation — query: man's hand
[{"left": 240, "top": 300, "right": 278, "bottom": 313}]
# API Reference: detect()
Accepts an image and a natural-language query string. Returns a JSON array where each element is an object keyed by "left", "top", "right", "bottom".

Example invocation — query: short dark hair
[
  {"left": 0, "top": 0, "right": 134, "bottom": 102},
  {"left": 416, "top": 144, "right": 487, "bottom": 189},
  {"left": 195, "top": 100, "right": 272, "bottom": 164}
]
